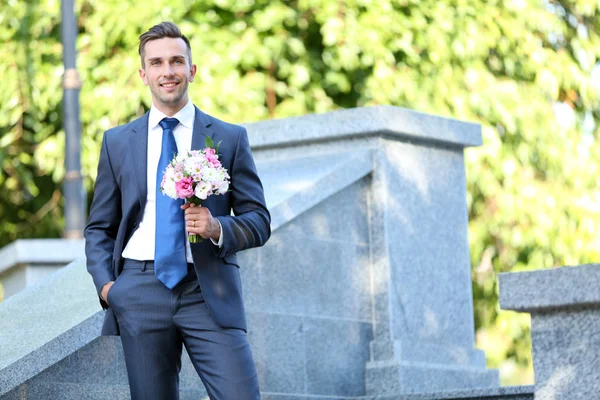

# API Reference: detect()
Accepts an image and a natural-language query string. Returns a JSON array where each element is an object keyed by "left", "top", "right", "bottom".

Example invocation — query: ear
[
  {"left": 189, "top": 63, "right": 197, "bottom": 83},
  {"left": 139, "top": 68, "right": 149, "bottom": 85}
]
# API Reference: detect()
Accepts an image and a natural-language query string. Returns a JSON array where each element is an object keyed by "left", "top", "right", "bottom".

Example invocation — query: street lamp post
[{"left": 61, "top": 0, "right": 86, "bottom": 238}]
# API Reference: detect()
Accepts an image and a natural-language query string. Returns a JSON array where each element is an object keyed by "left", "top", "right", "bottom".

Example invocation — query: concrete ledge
[
  {"left": 0, "top": 259, "right": 101, "bottom": 396},
  {"left": 499, "top": 264, "right": 600, "bottom": 312},
  {"left": 2, "top": 385, "right": 536, "bottom": 400},
  {"left": 244, "top": 106, "right": 482, "bottom": 150},
  {"left": 0, "top": 239, "right": 84, "bottom": 275}
]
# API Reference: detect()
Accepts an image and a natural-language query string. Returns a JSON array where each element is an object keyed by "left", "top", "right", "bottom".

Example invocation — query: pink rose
[{"left": 175, "top": 177, "right": 195, "bottom": 199}]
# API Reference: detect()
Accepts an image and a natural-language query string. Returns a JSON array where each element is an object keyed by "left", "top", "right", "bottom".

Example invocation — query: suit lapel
[
  {"left": 191, "top": 106, "right": 214, "bottom": 150},
  {"left": 128, "top": 112, "right": 150, "bottom": 209}
]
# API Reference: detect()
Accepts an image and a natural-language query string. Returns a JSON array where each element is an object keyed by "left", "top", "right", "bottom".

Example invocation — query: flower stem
[{"left": 188, "top": 234, "right": 203, "bottom": 243}]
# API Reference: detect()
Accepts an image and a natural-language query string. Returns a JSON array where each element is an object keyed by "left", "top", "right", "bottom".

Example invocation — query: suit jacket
[{"left": 84, "top": 106, "right": 271, "bottom": 335}]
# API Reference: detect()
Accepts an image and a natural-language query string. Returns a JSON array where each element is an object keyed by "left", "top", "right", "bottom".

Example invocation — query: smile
[{"left": 160, "top": 82, "right": 179, "bottom": 88}]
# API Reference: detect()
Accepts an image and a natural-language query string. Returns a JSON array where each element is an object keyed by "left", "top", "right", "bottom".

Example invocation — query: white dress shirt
[{"left": 122, "top": 99, "right": 222, "bottom": 263}]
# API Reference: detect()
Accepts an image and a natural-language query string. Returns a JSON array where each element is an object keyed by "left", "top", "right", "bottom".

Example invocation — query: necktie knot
[{"left": 159, "top": 117, "right": 179, "bottom": 131}]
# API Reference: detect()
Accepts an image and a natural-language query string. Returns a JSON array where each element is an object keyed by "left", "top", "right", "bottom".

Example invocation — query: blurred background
[{"left": 1, "top": 0, "right": 599, "bottom": 386}]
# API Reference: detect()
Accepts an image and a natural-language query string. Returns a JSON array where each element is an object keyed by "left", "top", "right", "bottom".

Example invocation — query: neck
[{"left": 153, "top": 100, "right": 187, "bottom": 117}]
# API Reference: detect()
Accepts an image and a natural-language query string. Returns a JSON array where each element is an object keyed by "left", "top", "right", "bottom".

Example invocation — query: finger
[{"left": 181, "top": 203, "right": 191, "bottom": 210}]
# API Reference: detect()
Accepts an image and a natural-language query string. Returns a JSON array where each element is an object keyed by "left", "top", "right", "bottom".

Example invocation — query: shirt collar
[{"left": 148, "top": 99, "right": 195, "bottom": 130}]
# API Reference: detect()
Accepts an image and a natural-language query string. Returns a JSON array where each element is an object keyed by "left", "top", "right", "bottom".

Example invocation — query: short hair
[{"left": 138, "top": 22, "right": 192, "bottom": 68}]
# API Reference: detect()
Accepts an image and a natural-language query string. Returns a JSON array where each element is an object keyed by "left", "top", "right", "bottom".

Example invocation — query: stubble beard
[{"left": 151, "top": 80, "right": 189, "bottom": 110}]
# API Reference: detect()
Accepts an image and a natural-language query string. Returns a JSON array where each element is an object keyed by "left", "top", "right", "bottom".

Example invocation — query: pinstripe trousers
[{"left": 108, "top": 259, "right": 260, "bottom": 400}]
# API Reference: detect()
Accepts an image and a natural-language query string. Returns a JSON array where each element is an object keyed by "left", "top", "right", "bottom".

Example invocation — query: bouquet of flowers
[{"left": 159, "top": 138, "right": 230, "bottom": 243}]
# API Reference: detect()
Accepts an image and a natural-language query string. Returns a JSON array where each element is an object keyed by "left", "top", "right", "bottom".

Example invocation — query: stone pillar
[
  {"left": 364, "top": 137, "right": 498, "bottom": 395},
  {"left": 500, "top": 264, "right": 600, "bottom": 400},
  {"left": 246, "top": 106, "right": 499, "bottom": 395}
]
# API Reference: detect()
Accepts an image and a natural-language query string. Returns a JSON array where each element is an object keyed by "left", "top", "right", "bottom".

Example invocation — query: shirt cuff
[{"left": 210, "top": 219, "right": 224, "bottom": 248}]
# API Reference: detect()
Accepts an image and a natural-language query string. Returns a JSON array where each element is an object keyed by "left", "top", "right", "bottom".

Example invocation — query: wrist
[{"left": 211, "top": 217, "right": 221, "bottom": 241}]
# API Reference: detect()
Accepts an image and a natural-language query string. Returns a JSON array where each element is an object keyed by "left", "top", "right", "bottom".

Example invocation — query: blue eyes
[{"left": 151, "top": 60, "right": 184, "bottom": 66}]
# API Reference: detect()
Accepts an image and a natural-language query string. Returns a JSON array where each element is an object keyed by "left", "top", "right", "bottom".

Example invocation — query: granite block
[
  {"left": 0, "top": 311, "right": 103, "bottom": 396},
  {"left": 243, "top": 226, "right": 371, "bottom": 321},
  {"left": 247, "top": 312, "right": 306, "bottom": 393},
  {"left": 258, "top": 150, "right": 373, "bottom": 231},
  {"left": 361, "top": 384, "right": 534, "bottom": 399},
  {"left": 0, "top": 239, "right": 84, "bottom": 275},
  {"left": 34, "top": 336, "right": 119, "bottom": 385},
  {"left": 369, "top": 340, "right": 487, "bottom": 368},
  {"left": 291, "top": 177, "right": 370, "bottom": 245},
  {"left": 366, "top": 361, "right": 499, "bottom": 396},
  {"left": 304, "top": 318, "right": 372, "bottom": 396},
  {"left": 499, "top": 264, "right": 600, "bottom": 312},
  {"left": 0, "top": 258, "right": 100, "bottom": 371},
  {"left": 529, "top": 308, "right": 600, "bottom": 400},
  {"left": 18, "top": 381, "right": 131, "bottom": 400},
  {"left": 244, "top": 105, "right": 482, "bottom": 150},
  {"left": 256, "top": 149, "right": 371, "bottom": 208},
  {"left": 386, "top": 242, "right": 475, "bottom": 345},
  {"left": 377, "top": 141, "right": 476, "bottom": 348},
  {"left": 0, "top": 386, "right": 25, "bottom": 400}
]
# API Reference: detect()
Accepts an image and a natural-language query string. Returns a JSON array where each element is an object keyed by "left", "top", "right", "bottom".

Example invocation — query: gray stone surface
[
  {"left": 0, "top": 257, "right": 102, "bottom": 395},
  {"left": 2, "top": 386, "right": 534, "bottom": 400},
  {"left": 370, "top": 340, "right": 487, "bottom": 368},
  {"left": 304, "top": 318, "right": 372, "bottom": 396},
  {"left": 499, "top": 263, "right": 600, "bottom": 312},
  {"left": 244, "top": 105, "right": 482, "bottom": 150},
  {"left": 256, "top": 150, "right": 373, "bottom": 231},
  {"left": 364, "top": 140, "right": 495, "bottom": 393},
  {"left": 0, "top": 239, "right": 84, "bottom": 275},
  {"left": 500, "top": 264, "right": 600, "bottom": 400},
  {"left": 366, "top": 361, "right": 499, "bottom": 396},
  {"left": 247, "top": 312, "right": 306, "bottom": 394},
  {"left": 382, "top": 141, "right": 475, "bottom": 347},
  {"left": 529, "top": 308, "right": 600, "bottom": 400},
  {"left": 33, "top": 336, "right": 121, "bottom": 385},
  {"left": 0, "top": 239, "right": 85, "bottom": 298},
  {"left": 242, "top": 180, "right": 372, "bottom": 322}
]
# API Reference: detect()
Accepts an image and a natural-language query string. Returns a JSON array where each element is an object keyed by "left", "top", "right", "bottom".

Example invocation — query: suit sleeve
[
  {"left": 84, "top": 132, "right": 121, "bottom": 309},
  {"left": 215, "top": 127, "right": 271, "bottom": 257}
]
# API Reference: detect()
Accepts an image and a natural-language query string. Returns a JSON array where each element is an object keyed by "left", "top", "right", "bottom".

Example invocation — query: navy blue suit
[{"left": 84, "top": 106, "right": 270, "bottom": 399}]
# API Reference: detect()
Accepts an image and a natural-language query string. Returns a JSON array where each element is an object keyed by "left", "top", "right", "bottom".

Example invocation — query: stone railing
[
  {"left": 1, "top": 106, "right": 500, "bottom": 398},
  {"left": 500, "top": 264, "right": 600, "bottom": 400}
]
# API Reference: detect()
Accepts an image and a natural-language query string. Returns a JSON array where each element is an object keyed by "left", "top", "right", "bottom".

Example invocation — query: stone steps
[{"left": 2, "top": 385, "right": 534, "bottom": 400}]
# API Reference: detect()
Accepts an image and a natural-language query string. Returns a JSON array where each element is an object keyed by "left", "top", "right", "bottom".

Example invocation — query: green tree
[{"left": 1, "top": 0, "right": 599, "bottom": 384}]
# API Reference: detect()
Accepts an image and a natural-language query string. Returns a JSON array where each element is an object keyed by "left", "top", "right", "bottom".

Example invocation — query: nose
[{"left": 162, "top": 63, "right": 175, "bottom": 77}]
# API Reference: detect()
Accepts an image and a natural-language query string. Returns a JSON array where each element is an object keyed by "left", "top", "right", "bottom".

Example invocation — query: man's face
[{"left": 139, "top": 37, "right": 197, "bottom": 113}]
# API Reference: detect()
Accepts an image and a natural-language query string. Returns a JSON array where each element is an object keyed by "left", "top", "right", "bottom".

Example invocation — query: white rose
[
  {"left": 204, "top": 167, "right": 219, "bottom": 183},
  {"left": 195, "top": 183, "right": 210, "bottom": 200},
  {"left": 217, "top": 181, "right": 229, "bottom": 195},
  {"left": 163, "top": 178, "right": 177, "bottom": 199}
]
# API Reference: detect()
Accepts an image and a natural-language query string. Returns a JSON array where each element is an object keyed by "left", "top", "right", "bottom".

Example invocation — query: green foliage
[{"left": 1, "top": 0, "right": 599, "bottom": 384}]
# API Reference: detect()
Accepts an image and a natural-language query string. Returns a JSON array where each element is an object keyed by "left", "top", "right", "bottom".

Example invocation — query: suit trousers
[{"left": 108, "top": 259, "right": 260, "bottom": 400}]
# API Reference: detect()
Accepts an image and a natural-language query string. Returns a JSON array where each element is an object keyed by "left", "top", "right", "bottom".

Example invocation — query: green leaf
[{"left": 205, "top": 136, "right": 215, "bottom": 149}]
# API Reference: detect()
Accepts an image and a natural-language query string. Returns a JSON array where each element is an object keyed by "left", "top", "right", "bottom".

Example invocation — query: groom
[{"left": 84, "top": 21, "right": 270, "bottom": 400}]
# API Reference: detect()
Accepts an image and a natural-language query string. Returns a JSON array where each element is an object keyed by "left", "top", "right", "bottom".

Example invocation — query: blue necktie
[{"left": 155, "top": 117, "right": 187, "bottom": 289}]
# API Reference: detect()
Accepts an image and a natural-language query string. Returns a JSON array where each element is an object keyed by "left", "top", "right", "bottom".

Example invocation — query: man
[{"left": 84, "top": 21, "right": 270, "bottom": 400}]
